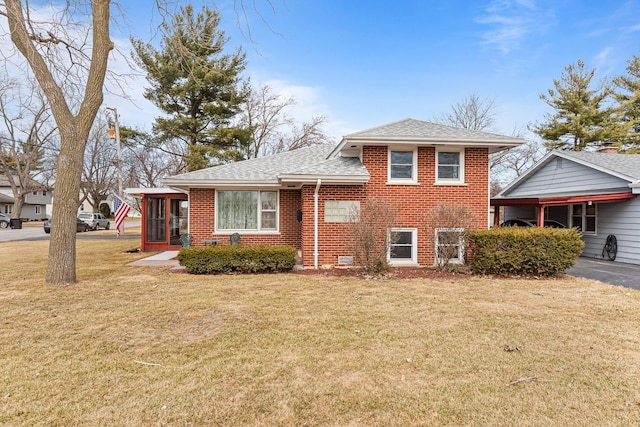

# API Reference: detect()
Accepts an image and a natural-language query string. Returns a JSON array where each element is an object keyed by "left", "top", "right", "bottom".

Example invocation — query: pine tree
[
  {"left": 613, "top": 54, "right": 640, "bottom": 152},
  {"left": 132, "top": 5, "right": 251, "bottom": 171},
  {"left": 533, "top": 60, "right": 624, "bottom": 151}
]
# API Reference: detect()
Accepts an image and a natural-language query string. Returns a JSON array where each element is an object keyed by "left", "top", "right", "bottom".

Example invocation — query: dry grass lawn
[{"left": 1, "top": 237, "right": 639, "bottom": 426}]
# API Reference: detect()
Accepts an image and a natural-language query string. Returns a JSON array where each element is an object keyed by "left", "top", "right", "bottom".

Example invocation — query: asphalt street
[{"left": 0, "top": 221, "right": 141, "bottom": 242}]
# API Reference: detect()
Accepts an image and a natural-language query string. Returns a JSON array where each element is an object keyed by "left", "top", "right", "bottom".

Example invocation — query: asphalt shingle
[
  {"left": 559, "top": 150, "right": 640, "bottom": 181},
  {"left": 345, "top": 118, "right": 522, "bottom": 142}
]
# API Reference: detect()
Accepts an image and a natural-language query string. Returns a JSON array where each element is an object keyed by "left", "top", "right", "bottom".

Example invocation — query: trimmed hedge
[
  {"left": 465, "top": 227, "right": 584, "bottom": 276},
  {"left": 177, "top": 245, "right": 297, "bottom": 274}
]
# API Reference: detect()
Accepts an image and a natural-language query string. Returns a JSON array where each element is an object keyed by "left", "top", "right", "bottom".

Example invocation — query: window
[
  {"left": 388, "top": 149, "right": 417, "bottom": 183},
  {"left": 35, "top": 206, "right": 42, "bottom": 215},
  {"left": 571, "top": 203, "right": 596, "bottom": 234},
  {"left": 388, "top": 228, "right": 417, "bottom": 265},
  {"left": 325, "top": 200, "right": 360, "bottom": 222},
  {"left": 435, "top": 228, "right": 464, "bottom": 264},
  {"left": 436, "top": 148, "right": 464, "bottom": 184},
  {"left": 216, "top": 190, "right": 278, "bottom": 232}
]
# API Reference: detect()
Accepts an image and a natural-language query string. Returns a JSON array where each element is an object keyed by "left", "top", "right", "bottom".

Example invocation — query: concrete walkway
[{"left": 128, "top": 250, "right": 180, "bottom": 267}]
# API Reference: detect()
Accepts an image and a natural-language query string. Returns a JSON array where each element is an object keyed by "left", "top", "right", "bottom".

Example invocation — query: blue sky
[{"left": 108, "top": 0, "right": 640, "bottom": 142}]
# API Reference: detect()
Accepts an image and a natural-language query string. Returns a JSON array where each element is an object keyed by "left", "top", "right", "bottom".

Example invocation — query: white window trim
[
  {"left": 435, "top": 147, "right": 465, "bottom": 185},
  {"left": 215, "top": 189, "right": 280, "bottom": 234},
  {"left": 388, "top": 228, "right": 418, "bottom": 265},
  {"left": 387, "top": 147, "right": 418, "bottom": 184},
  {"left": 435, "top": 227, "right": 465, "bottom": 264}
]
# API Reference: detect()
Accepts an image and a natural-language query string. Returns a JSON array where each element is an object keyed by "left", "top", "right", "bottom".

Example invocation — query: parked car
[
  {"left": 44, "top": 218, "right": 89, "bottom": 233},
  {"left": 501, "top": 219, "right": 567, "bottom": 228},
  {"left": 77, "top": 212, "right": 110, "bottom": 230},
  {"left": 0, "top": 213, "right": 9, "bottom": 229}
]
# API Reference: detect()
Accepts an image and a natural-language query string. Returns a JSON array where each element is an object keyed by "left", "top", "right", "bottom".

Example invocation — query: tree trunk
[
  {"left": 5, "top": 0, "right": 113, "bottom": 285},
  {"left": 12, "top": 193, "right": 25, "bottom": 219},
  {"left": 46, "top": 127, "right": 86, "bottom": 284}
]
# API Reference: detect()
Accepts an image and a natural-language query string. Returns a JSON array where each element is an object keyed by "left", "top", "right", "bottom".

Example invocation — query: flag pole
[{"left": 107, "top": 107, "right": 124, "bottom": 234}]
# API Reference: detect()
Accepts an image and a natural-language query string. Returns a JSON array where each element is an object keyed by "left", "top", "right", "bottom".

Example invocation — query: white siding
[{"left": 581, "top": 198, "right": 640, "bottom": 265}]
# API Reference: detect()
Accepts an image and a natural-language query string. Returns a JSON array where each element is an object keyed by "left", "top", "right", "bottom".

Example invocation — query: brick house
[{"left": 133, "top": 119, "right": 524, "bottom": 267}]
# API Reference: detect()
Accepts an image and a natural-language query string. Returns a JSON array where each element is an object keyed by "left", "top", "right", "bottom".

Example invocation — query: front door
[{"left": 169, "top": 199, "right": 188, "bottom": 246}]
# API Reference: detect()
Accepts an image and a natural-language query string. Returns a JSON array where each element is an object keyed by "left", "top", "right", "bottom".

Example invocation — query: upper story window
[
  {"left": 436, "top": 148, "right": 465, "bottom": 184},
  {"left": 388, "top": 148, "right": 417, "bottom": 183}
]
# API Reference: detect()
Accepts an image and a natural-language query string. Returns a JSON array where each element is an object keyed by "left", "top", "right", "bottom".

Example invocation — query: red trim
[
  {"left": 140, "top": 193, "right": 147, "bottom": 252},
  {"left": 491, "top": 197, "right": 540, "bottom": 206},
  {"left": 540, "top": 192, "right": 635, "bottom": 205},
  {"left": 492, "top": 192, "right": 635, "bottom": 207}
]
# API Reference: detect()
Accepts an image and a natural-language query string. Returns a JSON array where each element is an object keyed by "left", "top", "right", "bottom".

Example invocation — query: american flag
[{"left": 113, "top": 194, "right": 131, "bottom": 238}]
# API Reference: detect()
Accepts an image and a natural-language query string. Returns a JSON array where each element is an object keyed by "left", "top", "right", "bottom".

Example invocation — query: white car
[{"left": 78, "top": 212, "right": 110, "bottom": 230}]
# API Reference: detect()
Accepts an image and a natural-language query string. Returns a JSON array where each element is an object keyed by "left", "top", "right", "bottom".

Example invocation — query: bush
[
  {"left": 177, "top": 245, "right": 297, "bottom": 274},
  {"left": 465, "top": 227, "right": 584, "bottom": 276},
  {"left": 344, "top": 198, "right": 396, "bottom": 275}
]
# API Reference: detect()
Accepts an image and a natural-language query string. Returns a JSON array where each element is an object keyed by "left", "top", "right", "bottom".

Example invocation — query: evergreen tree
[
  {"left": 613, "top": 54, "right": 640, "bottom": 152},
  {"left": 533, "top": 60, "right": 624, "bottom": 151},
  {"left": 132, "top": 5, "right": 251, "bottom": 171}
]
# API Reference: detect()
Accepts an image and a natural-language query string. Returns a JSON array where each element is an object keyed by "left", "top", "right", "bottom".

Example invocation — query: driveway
[{"left": 566, "top": 257, "right": 640, "bottom": 291}]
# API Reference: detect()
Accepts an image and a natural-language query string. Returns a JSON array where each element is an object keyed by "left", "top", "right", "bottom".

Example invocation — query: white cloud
[
  {"left": 477, "top": 0, "right": 554, "bottom": 54},
  {"left": 253, "top": 78, "right": 345, "bottom": 141}
]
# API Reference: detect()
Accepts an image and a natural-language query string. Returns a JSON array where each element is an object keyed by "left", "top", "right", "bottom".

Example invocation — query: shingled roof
[
  {"left": 559, "top": 150, "right": 640, "bottom": 181},
  {"left": 345, "top": 118, "right": 524, "bottom": 142},
  {"left": 162, "top": 144, "right": 370, "bottom": 189},
  {"left": 162, "top": 118, "right": 525, "bottom": 189}
]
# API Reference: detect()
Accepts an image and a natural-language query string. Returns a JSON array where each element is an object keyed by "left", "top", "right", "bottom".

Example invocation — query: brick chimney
[{"left": 597, "top": 146, "right": 619, "bottom": 154}]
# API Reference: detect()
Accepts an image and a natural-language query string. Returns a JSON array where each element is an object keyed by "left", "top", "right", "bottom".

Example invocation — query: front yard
[{"left": 1, "top": 239, "right": 639, "bottom": 426}]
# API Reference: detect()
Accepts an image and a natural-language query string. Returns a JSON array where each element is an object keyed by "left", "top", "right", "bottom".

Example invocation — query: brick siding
[{"left": 188, "top": 145, "right": 490, "bottom": 267}]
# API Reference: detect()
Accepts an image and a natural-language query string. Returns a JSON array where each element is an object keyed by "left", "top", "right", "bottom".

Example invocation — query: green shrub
[
  {"left": 177, "top": 245, "right": 297, "bottom": 274},
  {"left": 465, "top": 227, "right": 584, "bottom": 276}
]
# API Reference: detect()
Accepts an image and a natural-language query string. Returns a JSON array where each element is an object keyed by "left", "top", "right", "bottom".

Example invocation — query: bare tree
[
  {"left": 239, "top": 84, "right": 333, "bottom": 159},
  {"left": 434, "top": 93, "right": 497, "bottom": 131},
  {"left": 80, "top": 113, "right": 118, "bottom": 212},
  {"left": 1, "top": 1, "right": 112, "bottom": 285},
  {"left": 0, "top": 77, "right": 57, "bottom": 218},
  {"left": 345, "top": 198, "right": 397, "bottom": 274},
  {"left": 491, "top": 138, "right": 545, "bottom": 192},
  {"left": 421, "top": 204, "right": 477, "bottom": 272}
]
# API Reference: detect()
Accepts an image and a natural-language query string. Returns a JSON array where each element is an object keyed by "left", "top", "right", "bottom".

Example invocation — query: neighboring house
[
  {"left": 492, "top": 150, "right": 640, "bottom": 265},
  {"left": 130, "top": 119, "right": 524, "bottom": 267},
  {"left": 0, "top": 174, "right": 52, "bottom": 220}
]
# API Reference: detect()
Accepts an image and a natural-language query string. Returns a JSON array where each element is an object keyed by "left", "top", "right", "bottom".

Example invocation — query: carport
[{"left": 492, "top": 150, "right": 640, "bottom": 266}]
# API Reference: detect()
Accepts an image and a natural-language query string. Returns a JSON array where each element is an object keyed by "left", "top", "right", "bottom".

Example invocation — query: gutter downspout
[{"left": 314, "top": 179, "right": 321, "bottom": 269}]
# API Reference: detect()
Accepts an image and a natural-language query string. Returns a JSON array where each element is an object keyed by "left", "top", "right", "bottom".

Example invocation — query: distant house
[
  {"left": 129, "top": 119, "right": 525, "bottom": 267},
  {"left": 0, "top": 174, "right": 52, "bottom": 220},
  {"left": 492, "top": 150, "right": 640, "bottom": 265}
]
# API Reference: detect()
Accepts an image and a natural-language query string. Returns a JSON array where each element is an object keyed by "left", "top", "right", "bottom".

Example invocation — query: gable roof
[
  {"left": 330, "top": 118, "right": 525, "bottom": 157},
  {"left": 0, "top": 192, "right": 14, "bottom": 203},
  {"left": 162, "top": 145, "right": 370, "bottom": 189},
  {"left": 163, "top": 118, "right": 524, "bottom": 190},
  {"left": 496, "top": 150, "right": 640, "bottom": 198}
]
